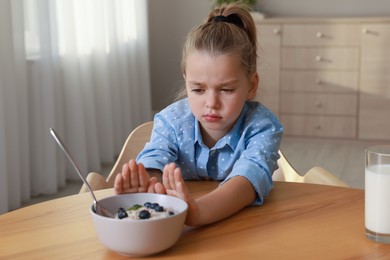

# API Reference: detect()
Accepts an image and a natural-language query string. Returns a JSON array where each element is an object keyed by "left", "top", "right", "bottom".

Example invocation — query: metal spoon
[{"left": 50, "top": 128, "right": 115, "bottom": 218}]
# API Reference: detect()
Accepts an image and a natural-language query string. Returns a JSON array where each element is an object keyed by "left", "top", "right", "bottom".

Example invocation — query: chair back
[
  {"left": 106, "top": 121, "right": 154, "bottom": 187},
  {"left": 273, "top": 151, "right": 303, "bottom": 182}
]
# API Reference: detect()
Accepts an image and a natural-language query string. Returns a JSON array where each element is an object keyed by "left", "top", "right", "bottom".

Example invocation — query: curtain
[{"left": 0, "top": 0, "right": 152, "bottom": 214}]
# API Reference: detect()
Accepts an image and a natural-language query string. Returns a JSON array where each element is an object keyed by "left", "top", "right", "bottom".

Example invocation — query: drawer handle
[
  {"left": 315, "top": 56, "right": 322, "bottom": 62},
  {"left": 273, "top": 28, "right": 281, "bottom": 35},
  {"left": 316, "top": 32, "right": 323, "bottom": 38},
  {"left": 314, "top": 123, "right": 322, "bottom": 130},
  {"left": 362, "top": 28, "right": 379, "bottom": 35},
  {"left": 315, "top": 101, "right": 322, "bottom": 108},
  {"left": 316, "top": 79, "right": 322, "bottom": 85}
]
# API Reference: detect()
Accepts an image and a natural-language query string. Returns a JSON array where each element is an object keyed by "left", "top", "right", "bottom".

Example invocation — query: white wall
[
  {"left": 147, "top": 0, "right": 212, "bottom": 111},
  {"left": 148, "top": 0, "right": 390, "bottom": 111}
]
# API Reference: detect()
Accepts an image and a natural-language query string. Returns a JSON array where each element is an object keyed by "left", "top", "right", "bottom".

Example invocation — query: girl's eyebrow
[
  {"left": 187, "top": 79, "right": 239, "bottom": 86},
  {"left": 219, "top": 79, "right": 239, "bottom": 86},
  {"left": 187, "top": 80, "right": 202, "bottom": 86}
]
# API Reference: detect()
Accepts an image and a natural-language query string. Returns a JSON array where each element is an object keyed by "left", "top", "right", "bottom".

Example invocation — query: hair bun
[{"left": 213, "top": 14, "right": 245, "bottom": 29}]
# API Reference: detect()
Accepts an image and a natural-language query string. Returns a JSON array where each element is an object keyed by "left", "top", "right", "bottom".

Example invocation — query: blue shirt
[{"left": 137, "top": 98, "right": 283, "bottom": 205}]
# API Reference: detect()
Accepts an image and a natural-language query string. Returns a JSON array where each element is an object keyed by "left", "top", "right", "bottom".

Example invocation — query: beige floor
[
  {"left": 22, "top": 137, "right": 370, "bottom": 207},
  {"left": 280, "top": 137, "right": 370, "bottom": 189}
]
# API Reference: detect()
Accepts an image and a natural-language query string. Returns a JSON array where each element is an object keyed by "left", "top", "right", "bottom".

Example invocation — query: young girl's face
[{"left": 184, "top": 52, "right": 258, "bottom": 143}]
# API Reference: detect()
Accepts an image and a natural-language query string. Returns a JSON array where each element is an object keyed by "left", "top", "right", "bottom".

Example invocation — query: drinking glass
[{"left": 365, "top": 145, "right": 390, "bottom": 244}]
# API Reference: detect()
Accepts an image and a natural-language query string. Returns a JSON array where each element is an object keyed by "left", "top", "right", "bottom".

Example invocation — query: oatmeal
[{"left": 116, "top": 202, "right": 175, "bottom": 220}]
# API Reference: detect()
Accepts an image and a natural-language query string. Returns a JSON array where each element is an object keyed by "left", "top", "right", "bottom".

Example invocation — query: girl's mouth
[{"left": 204, "top": 114, "right": 222, "bottom": 122}]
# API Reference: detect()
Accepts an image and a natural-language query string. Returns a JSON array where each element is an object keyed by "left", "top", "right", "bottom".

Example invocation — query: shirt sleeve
[
  {"left": 220, "top": 112, "right": 283, "bottom": 205},
  {"left": 136, "top": 114, "right": 179, "bottom": 171}
]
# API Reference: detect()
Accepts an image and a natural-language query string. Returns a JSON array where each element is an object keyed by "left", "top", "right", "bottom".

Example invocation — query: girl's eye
[
  {"left": 191, "top": 88, "right": 204, "bottom": 93},
  {"left": 221, "top": 88, "right": 234, "bottom": 93}
]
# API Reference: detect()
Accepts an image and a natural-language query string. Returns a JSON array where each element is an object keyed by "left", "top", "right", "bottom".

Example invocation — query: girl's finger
[
  {"left": 138, "top": 163, "right": 149, "bottom": 191},
  {"left": 121, "top": 163, "right": 131, "bottom": 191},
  {"left": 173, "top": 167, "right": 183, "bottom": 184},
  {"left": 114, "top": 173, "right": 123, "bottom": 194},
  {"left": 173, "top": 167, "right": 187, "bottom": 198},
  {"left": 154, "top": 182, "right": 166, "bottom": 194},
  {"left": 162, "top": 164, "right": 171, "bottom": 189},
  {"left": 129, "top": 159, "right": 139, "bottom": 189},
  {"left": 168, "top": 163, "right": 177, "bottom": 189},
  {"left": 147, "top": 176, "right": 157, "bottom": 193}
]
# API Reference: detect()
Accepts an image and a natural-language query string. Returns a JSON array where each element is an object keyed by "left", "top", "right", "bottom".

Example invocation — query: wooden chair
[
  {"left": 79, "top": 121, "right": 154, "bottom": 193},
  {"left": 80, "top": 121, "right": 348, "bottom": 193},
  {"left": 272, "top": 151, "right": 349, "bottom": 187}
]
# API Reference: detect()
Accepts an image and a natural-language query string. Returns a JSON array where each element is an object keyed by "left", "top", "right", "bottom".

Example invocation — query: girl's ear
[{"left": 247, "top": 72, "right": 259, "bottom": 100}]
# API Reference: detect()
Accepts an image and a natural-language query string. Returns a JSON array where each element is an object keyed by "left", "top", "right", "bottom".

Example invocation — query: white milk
[{"left": 365, "top": 164, "right": 390, "bottom": 234}]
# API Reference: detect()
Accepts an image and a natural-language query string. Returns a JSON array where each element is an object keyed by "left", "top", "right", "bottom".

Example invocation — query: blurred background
[{"left": 1, "top": 0, "right": 390, "bottom": 213}]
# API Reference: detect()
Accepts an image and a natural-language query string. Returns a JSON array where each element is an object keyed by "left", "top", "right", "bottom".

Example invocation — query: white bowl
[{"left": 90, "top": 193, "right": 188, "bottom": 257}]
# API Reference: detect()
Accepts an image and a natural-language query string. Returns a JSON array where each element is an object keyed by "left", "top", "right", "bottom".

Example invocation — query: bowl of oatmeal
[{"left": 90, "top": 193, "right": 188, "bottom": 257}]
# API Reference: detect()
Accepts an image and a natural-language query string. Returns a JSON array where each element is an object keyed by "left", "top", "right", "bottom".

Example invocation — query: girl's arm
[
  {"left": 194, "top": 175, "right": 256, "bottom": 225},
  {"left": 162, "top": 163, "right": 256, "bottom": 226}
]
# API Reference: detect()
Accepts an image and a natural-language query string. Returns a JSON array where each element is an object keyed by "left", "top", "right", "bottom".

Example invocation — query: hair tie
[{"left": 213, "top": 14, "right": 244, "bottom": 29}]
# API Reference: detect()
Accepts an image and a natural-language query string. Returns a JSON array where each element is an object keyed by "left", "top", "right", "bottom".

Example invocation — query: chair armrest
[
  {"left": 79, "top": 172, "right": 110, "bottom": 193},
  {"left": 303, "top": 167, "right": 349, "bottom": 187}
]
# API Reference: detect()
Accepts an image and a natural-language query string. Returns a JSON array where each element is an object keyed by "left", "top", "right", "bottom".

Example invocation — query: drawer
[
  {"left": 282, "top": 24, "right": 360, "bottom": 46},
  {"left": 361, "top": 24, "right": 390, "bottom": 92},
  {"left": 280, "top": 93, "right": 357, "bottom": 116},
  {"left": 282, "top": 47, "right": 359, "bottom": 70},
  {"left": 256, "top": 24, "right": 281, "bottom": 116},
  {"left": 280, "top": 114, "right": 357, "bottom": 138},
  {"left": 361, "top": 24, "right": 390, "bottom": 48},
  {"left": 281, "top": 71, "right": 358, "bottom": 93}
]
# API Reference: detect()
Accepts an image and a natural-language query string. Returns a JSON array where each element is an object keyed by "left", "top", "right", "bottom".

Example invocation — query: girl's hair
[{"left": 178, "top": 2, "right": 258, "bottom": 99}]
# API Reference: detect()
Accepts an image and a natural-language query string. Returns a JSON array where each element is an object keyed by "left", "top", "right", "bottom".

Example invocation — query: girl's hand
[
  {"left": 162, "top": 163, "right": 200, "bottom": 226},
  {"left": 114, "top": 159, "right": 165, "bottom": 194}
]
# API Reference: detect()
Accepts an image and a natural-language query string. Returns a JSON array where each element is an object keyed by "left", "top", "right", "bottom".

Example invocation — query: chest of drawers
[{"left": 255, "top": 17, "right": 390, "bottom": 140}]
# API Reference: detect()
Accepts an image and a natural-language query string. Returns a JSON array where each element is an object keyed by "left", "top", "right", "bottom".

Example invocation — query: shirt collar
[{"left": 194, "top": 118, "right": 203, "bottom": 146}]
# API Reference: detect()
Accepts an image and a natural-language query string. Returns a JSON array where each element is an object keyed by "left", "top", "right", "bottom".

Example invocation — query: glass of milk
[{"left": 365, "top": 145, "right": 390, "bottom": 244}]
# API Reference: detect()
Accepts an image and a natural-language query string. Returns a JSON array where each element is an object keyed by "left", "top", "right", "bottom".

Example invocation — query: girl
[{"left": 114, "top": 3, "right": 283, "bottom": 226}]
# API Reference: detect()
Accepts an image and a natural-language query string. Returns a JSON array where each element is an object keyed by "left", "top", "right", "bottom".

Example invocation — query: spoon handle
[{"left": 49, "top": 128, "right": 98, "bottom": 203}]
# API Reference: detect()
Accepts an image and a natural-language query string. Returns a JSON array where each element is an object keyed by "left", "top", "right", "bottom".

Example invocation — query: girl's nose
[{"left": 206, "top": 92, "right": 219, "bottom": 109}]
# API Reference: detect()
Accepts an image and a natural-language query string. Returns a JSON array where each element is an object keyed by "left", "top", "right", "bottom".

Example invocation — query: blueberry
[
  {"left": 154, "top": 205, "right": 164, "bottom": 212},
  {"left": 148, "top": 203, "right": 159, "bottom": 209},
  {"left": 143, "top": 202, "right": 152, "bottom": 208},
  {"left": 168, "top": 211, "right": 175, "bottom": 216},
  {"left": 117, "top": 207, "right": 128, "bottom": 219},
  {"left": 138, "top": 210, "right": 151, "bottom": 219}
]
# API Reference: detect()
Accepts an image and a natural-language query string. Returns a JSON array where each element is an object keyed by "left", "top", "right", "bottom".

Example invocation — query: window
[{"left": 24, "top": 0, "right": 138, "bottom": 58}]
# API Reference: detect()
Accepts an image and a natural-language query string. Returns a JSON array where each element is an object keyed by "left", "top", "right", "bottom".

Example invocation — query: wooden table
[{"left": 1, "top": 181, "right": 389, "bottom": 259}]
